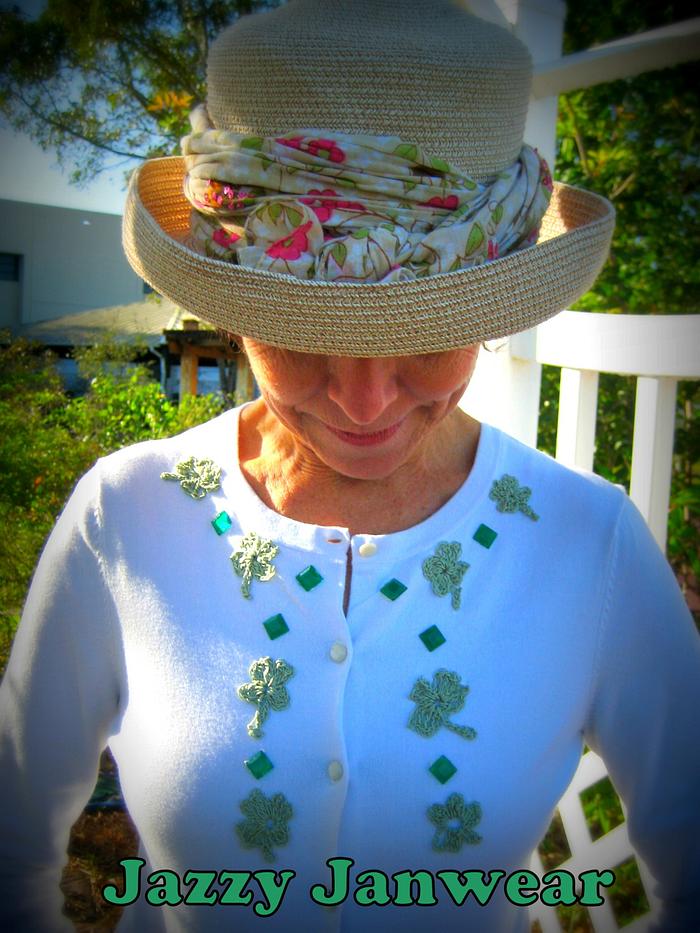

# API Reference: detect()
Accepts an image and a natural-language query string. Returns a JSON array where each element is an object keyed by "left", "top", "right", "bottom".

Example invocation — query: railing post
[
  {"left": 556, "top": 367, "right": 599, "bottom": 470},
  {"left": 506, "top": 0, "right": 566, "bottom": 170},
  {"left": 460, "top": 331, "right": 542, "bottom": 447},
  {"left": 630, "top": 376, "right": 678, "bottom": 552}
]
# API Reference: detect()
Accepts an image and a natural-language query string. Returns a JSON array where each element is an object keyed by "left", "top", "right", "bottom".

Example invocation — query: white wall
[{"left": 0, "top": 199, "right": 144, "bottom": 328}]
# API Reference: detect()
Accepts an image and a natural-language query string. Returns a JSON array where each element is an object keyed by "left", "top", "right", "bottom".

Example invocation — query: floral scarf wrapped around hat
[{"left": 182, "top": 104, "right": 553, "bottom": 284}]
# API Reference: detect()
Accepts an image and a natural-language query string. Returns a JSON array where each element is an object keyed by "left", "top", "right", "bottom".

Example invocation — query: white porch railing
[
  {"left": 464, "top": 311, "right": 700, "bottom": 549},
  {"left": 461, "top": 309, "right": 700, "bottom": 931}
]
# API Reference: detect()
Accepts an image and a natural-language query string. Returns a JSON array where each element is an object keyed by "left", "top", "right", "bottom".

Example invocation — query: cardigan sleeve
[
  {"left": 0, "top": 466, "right": 126, "bottom": 933},
  {"left": 584, "top": 494, "right": 700, "bottom": 931}
]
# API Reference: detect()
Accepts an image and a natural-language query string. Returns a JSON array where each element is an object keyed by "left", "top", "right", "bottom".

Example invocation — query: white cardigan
[{"left": 1, "top": 407, "right": 698, "bottom": 933}]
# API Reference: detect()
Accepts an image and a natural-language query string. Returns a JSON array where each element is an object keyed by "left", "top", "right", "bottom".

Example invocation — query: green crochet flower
[
  {"left": 238, "top": 657, "right": 294, "bottom": 738},
  {"left": 422, "top": 541, "right": 469, "bottom": 610},
  {"left": 160, "top": 456, "right": 221, "bottom": 499},
  {"left": 428, "top": 792, "right": 482, "bottom": 852},
  {"left": 231, "top": 532, "right": 280, "bottom": 599},
  {"left": 489, "top": 474, "right": 539, "bottom": 521},
  {"left": 408, "top": 669, "right": 476, "bottom": 740},
  {"left": 236, "top": 789, "right": 293, "bottom": 861}
]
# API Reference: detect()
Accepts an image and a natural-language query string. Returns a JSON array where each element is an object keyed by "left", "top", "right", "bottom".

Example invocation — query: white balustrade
[
  {"left": 463, "top": 311, "right": 700, "bottom": 547},
  {"left": 461, "top": 5, "right": 700, "bottom": 927},
  {"left": 555, "top": 367, "right": 599, "bottom": 471},
  {"left": 630, "top": 376, "right": 678, "bottom": 551},
  {"left": 461, "top": 309, "right": 700, "bottom": 931}
]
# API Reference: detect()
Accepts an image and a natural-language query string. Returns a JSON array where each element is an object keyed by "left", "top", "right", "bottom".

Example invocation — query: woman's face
[{"left": 240, "top": 337, "right": 480, "bottom": 481}]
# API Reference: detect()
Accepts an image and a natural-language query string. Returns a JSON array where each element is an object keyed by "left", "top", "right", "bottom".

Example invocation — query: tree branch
[
  {"left": 11, "top": 88, "right": 146, "bottom": 160},
  {"left": 609, "top": 172, "right": 637, "bottom": 200},
  {"left": 113, "top": 47, "right": 155, "bottom": 112}
]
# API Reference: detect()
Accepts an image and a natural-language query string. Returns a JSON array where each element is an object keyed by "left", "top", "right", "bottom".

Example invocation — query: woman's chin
[{"left": 307, "top": 421, "right": 418, "bottom": 481}]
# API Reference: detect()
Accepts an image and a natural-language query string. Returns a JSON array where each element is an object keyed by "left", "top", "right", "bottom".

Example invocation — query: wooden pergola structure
[{"left": 163, "top": 317, "right": 256, "bottom": 402}]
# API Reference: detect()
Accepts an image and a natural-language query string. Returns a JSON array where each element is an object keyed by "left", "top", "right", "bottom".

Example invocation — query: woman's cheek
[
  {"left": 244, "top": 344, "right": 323, "bottom": 401},
  {"left": 402, "top": 347, "right": 479, "bottom": 398}
]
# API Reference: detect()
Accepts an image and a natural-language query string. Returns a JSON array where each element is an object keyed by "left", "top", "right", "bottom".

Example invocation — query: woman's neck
[{"left": 238, "top": 400, "right": 480, "bottom": 535}]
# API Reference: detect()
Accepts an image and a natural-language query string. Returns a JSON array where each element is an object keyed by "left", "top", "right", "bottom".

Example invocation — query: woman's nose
[{"left": 326, "top": 356, "right": 400, "bottom": 425}]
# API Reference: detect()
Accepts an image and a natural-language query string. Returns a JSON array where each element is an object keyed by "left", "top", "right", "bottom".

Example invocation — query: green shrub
[{"left": 0, "top": 336, "right": 225, "bottom": 673}]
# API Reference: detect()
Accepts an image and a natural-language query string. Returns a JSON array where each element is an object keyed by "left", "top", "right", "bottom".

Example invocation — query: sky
[
  {"left": 0, "top": 127, "right": 131, "bottom": 215},
  {"left": 0, "top": 0, "right": 130, "bottom": 216}
]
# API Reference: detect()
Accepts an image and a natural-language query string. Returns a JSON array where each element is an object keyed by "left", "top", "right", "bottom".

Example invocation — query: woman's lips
[{"left": 324, "top": 419, "right": 404, "bottom": 447}]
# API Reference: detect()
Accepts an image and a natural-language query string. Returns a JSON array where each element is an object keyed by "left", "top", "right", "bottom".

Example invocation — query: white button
[
  {"left": 329, "top": 641, "right": 348, "bottom": 663},
  {"left": 358, "top": 541, "right": 377, "bottom": 557},
  {"left": 327, "top": 760, "right": 344, "bottom": 782}
]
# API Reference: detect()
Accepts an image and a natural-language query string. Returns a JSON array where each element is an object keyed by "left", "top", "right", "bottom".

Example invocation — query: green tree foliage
[
  {"left": 556, "top": 1, "right": 699, "bottom": 316},
  {"left": 0, "top": 339, "right": 89, "bottom": 670},
  {"left": 0, "top": 0, "right": 278, "bottom": 184},
  {"left": 557, "top": 1, "right": 699, "bottom": 316},
  {"left": 0, "top": 335, "right": 224, "bottom": 672}
]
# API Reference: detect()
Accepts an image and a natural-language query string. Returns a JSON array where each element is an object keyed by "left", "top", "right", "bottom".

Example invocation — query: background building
[
  {"left": 0, "top": 198, "right": 250, "bottom": 399},
  {"left": 0, "top": 198, "right": 144, "bottom": 332}
]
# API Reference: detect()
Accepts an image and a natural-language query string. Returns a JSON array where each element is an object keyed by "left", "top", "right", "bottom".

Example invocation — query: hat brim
[{"left": 123, "top": 157, "right": 615, "bottom": 356}]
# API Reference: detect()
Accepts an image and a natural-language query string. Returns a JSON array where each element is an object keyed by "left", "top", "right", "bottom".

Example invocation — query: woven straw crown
[
  {"left": 207, "top": 0, "right": 531, "bottom": 182},
  {"left": 123, "top": 0, "right": 615, "bottom": 356}
]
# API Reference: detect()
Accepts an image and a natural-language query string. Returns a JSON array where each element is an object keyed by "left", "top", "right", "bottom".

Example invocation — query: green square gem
[
  {"left": 429, "top": 755, "right": 457, "bottom": 784},
  {"left": 473, "top": 523, "right": 497, "bottom": 548},
  {"left": 380, "top": 578, "right": 407, "bottom": 601},
  {"left": 245, "top": 750, "right": 274, "bottom": 779},
  {"left": 296, "top": 565, "right": 323, "bottom": 591},
  {"left": 211, "top": 511, "right": 232, "bottom": 535},
  {"left": 419, "top": 624, "right": 445, "bottom": 652},
  {"left": 263, "top": 613, "right": 289, "bottom": 640}
]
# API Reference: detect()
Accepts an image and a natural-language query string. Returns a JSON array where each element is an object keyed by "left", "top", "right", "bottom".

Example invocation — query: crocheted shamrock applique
[
  {"left": 236, "top": 788, "right": 293, "bottom": 861},
  {"left": 408, "top": 669, "right": 476, "bottom": 740},
  {"left": 238, "top": 657, "right": 294, "bottom": 738},
  {"left": 231, "top": 532, "right": 280, "bottom": 599},
  {"left": 422, "top": 541, "right": 469, "bottom": 610},
  {"left": 428, "top": 792, "right": 482, "bottom": 852},
  {"left": 489, "top": 474, "right": 539, "bottom": 521},
  {"left": 160, "top": 456, "right": 221, "bottom": 499}
]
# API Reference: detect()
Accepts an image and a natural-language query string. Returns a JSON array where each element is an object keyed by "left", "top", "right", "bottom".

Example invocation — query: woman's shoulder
[
  {"left": 95, "top": 406, "right": 238, "bottom": 487},
  {"left": 484, "top": 424, "right": 628, "bottom": 528},
  {"left": 66, "top": 407, "right": 241, "bottom": 523}
]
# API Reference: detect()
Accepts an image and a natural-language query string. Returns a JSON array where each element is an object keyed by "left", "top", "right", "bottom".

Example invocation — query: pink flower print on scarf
[
  {"left": 266, "top": 221, "right": 314, "bottom": 261},
  {"left": 276, "top": 135, "right": 346, "bottom": 164},
  {"left": 424, "top": 195, "right": 460, "bottom": 211},
  {"left": 534, "top": 149, "right": 554, "bottom": 193},
  {"left": 307, "top": 138, "right": 345, "bottom": 163},
  {"left": 182, "top": 119, "right": 553, "bottom": 281},
  {"left": 301, "top": 188, "right": 367, "bottom": 224},
  {"left": 276, "top": 135, "right": 304, "bottom": 151},
  {"left": 245, "top": 200, "right": 321, "bottom": 250},
  {"left": 301, "top": 188, "right": 339, "bottom": 223},
  {"left": 244, "top": 199, "right": 322, "bottom": 277},
  {"left": 316, "top": 224, "right": 409, "bottom": 283},
  {"left": 213, "top": 228, "right": 241, "bottom": 249},
  {"left": 188, "top": 211, "right": 245, "bottom": 261},
  {"left": 203, "top": 179, "right": 255, "bottom": 210}
]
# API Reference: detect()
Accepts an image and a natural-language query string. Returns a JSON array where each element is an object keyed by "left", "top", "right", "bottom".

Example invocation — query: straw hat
[{"left": 123, "top": 0, "right": 615, "bottom": 357}]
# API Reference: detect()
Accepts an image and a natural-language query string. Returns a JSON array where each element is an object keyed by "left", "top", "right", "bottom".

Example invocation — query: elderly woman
[{"left": 1, "top": 2, "right": 699, "bottom": 932}]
